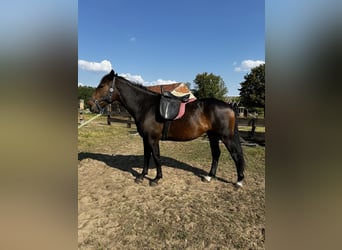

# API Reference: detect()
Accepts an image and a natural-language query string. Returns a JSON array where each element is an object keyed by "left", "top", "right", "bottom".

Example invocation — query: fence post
[
  {"left": 127, "top": 116, "right": 132, "bottom": 128},
  {"left": 107, "top": 104, "right": 111, "bottom": 125},
  {"left": 249, "top": 118, "right": 256, "bottom": 137},
  {"left": 79, "top": 99, "right": 84, "bottom": 124}
]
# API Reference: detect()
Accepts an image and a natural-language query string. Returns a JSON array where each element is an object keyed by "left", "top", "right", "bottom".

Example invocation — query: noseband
[{"left": 93, "top": 75, "right": 116, "bottom": 114}]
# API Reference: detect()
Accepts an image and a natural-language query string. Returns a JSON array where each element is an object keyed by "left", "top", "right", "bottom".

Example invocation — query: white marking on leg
[
  {"left": 236, "top": 181, "right": 243, "bottom": 188},
  {"left": 203, "top": 176, "right": 212, "bottom": 182}
]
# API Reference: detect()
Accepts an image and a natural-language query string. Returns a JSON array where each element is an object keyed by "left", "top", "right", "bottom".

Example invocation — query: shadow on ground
[{"left": 78, "top": 152, "right": 232, "bottom": 184}]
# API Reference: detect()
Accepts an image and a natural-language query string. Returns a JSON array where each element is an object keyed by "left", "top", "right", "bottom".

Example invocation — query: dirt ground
[{"left": 78, "top": 116, "right": 265, "bottom": 249}]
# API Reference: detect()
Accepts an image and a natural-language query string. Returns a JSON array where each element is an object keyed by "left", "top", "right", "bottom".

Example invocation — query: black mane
[
  {"left": 101, "top": 70, "right": 157, "bottom": 96},
  {"left": 116, "top": 74, "right": 159, "bottom": 96}
]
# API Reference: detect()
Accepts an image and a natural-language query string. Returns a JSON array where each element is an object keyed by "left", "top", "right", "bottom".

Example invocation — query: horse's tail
[
  {"left": 233, "top": 109, "right": 245, "bottom": 170},
  {"left": 227, "top": 103, "right": 240, "bottom": 141},
  {"left": 233, "top": 109, "right": 241, "bottom": 142},
  {"left": 223, "top": 104, "right": 246, "bottom": 184},
  {"left": 228, "top": 102, "right": 239, "bottom": 116},
  {"left": 230, "top": 106, "right": 246, "bottom": 182}
]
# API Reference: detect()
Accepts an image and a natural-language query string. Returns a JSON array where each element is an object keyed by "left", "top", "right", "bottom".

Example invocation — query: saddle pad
[{"left": 174, "top": 98, "right": 196, "bottom": 120}]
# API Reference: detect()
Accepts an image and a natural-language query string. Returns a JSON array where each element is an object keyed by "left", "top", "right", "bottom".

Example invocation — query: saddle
[{"left": 159, "top": 91, "right": 190, "bottom": 120}]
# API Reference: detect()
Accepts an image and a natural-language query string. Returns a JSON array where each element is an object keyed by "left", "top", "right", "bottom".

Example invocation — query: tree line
[
  {"left": 78, "top": 86, "right": 95, "bottom": 109},
  {"left": 79, "top": 64, "right": 265, "bottom": 112}
]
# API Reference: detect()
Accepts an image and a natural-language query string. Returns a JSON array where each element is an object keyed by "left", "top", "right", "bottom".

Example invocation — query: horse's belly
[{"left": 167, "top": 118, "right": 209, "bottom": 141}]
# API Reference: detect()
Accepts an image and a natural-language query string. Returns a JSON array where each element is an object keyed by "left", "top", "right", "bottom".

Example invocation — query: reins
[{"left": 78, "top": 113, "right": 102, "bottom": 129}]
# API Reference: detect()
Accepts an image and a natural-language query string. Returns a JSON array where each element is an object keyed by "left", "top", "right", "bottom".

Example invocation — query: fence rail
[{"left": 237, "top": 117, "right": 265, "bottom": 127}]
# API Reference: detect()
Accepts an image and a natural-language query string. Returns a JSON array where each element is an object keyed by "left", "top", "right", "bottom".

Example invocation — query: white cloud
[
  {"left": 234, "top": 59, "right": 265, "bottom": 72},
  {"left": 129, "top": 36, "right": 136, "bottom": 42},
  {"left": 149, "top": 79, "right": 177, "bottom": 86},
  {"left": 80, "top": 68, "right": 177, "bottom": 87},
  {"left": 119, "top": 73, "right": 145, "bottom": 84},
  {"left": 118, "top": 73, "right": 177, "bottom": 86},
  {"left": 78, "top": 59, "right": 112, "bottom": 72}
]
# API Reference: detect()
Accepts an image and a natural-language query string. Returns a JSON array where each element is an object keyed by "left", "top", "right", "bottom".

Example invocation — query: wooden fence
[
  {"left": 106, "top": 103, "right": 133, "bottom": 127},
  {"left": 237, "top": 117, "right": 265, "bottom": 145}
]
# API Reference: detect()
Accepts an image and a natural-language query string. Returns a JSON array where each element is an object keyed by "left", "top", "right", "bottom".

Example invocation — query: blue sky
[{"left": 78, "top": 0, "right": 264, "bottom": 96}]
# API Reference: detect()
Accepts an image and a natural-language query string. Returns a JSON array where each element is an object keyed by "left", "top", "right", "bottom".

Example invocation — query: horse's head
[{"left": 88, "top": 69, "right": 119, "bottom": 113}]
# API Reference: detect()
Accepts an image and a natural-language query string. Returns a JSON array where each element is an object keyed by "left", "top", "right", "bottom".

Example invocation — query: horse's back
[
  {"left": 196, "top": 98, "right": 236, "bottom": 117},
  {"left": 167, "top": 98, "right": 236, "bottom": 141}
]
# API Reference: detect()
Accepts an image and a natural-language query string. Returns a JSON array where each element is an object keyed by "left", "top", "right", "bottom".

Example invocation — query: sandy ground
[{"left": 78, "top": 119, "right": 265, "bottom": 249}]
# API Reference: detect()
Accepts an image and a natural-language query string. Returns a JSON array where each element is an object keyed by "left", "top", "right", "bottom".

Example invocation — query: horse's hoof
[
  {"left": 201, "top": 175, "right": 212, "bottom": 182},
  {"left": 149, "top": 180, "right": 159, "bottom": 187},
  {"left": 135, "top": 177, "right": 144, "bottom": 184},
  {"left": 235, "top": 181, "right": 243, "bottom": 188}
]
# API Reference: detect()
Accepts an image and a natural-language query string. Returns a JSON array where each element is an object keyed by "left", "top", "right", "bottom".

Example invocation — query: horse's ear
[{"left": 109, "top": 69, "right": 115, "bottom": 76}]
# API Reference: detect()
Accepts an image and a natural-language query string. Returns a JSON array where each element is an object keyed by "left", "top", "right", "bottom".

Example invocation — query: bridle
[{"left": 92, "top": 74, "right": 117, "bottom": 114}]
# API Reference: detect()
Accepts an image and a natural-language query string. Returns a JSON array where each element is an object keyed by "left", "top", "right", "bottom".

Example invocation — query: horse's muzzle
[{"left": 88, "top": 100, "right": 100, "bottom": 113}]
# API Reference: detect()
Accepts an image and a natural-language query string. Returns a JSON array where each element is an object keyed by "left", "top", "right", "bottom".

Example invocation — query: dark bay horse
[{"left": 88, "top": 70, "right": 245, "bottom": 187}]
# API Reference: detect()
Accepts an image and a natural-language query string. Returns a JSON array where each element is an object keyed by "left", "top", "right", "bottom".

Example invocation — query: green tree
[
  {"left": 193, "top": 72, "right": 227, "bottom": 100},
  {"left": 239, "top": 64, "right": 265, "bottom": 113},
  {"left": 78, "top": 85, "right": 95, "bottom": 108}
]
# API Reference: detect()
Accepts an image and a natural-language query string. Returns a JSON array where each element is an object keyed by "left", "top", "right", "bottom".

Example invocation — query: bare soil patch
[{"left": 78, "top": 115, "right": 265, "bottom": 249}]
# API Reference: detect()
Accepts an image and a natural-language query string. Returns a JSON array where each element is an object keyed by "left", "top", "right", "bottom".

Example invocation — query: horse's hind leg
[
  {"left": 203, "top": 132, "right": 221, "bottom": 182},
  {"left": 222, "top": 134, "right": 245, "bottom": 187}
]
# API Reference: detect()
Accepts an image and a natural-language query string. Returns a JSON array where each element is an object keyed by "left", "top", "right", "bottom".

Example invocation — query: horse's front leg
[
  {"left": 149, "top": 139, "right": 162, "bottom": 186},
  {"left": 135, "top": 138, "right": 151, "bottom": 184}
]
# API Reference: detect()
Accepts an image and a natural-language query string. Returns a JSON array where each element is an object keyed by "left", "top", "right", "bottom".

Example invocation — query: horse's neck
[{"left": 117, "top": 82, "right": 157, "bottom": 120}]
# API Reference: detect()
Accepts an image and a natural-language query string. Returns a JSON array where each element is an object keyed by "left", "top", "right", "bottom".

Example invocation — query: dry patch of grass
[{"left": 78, "top": 118, "right": 265, "bottom": 249}]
